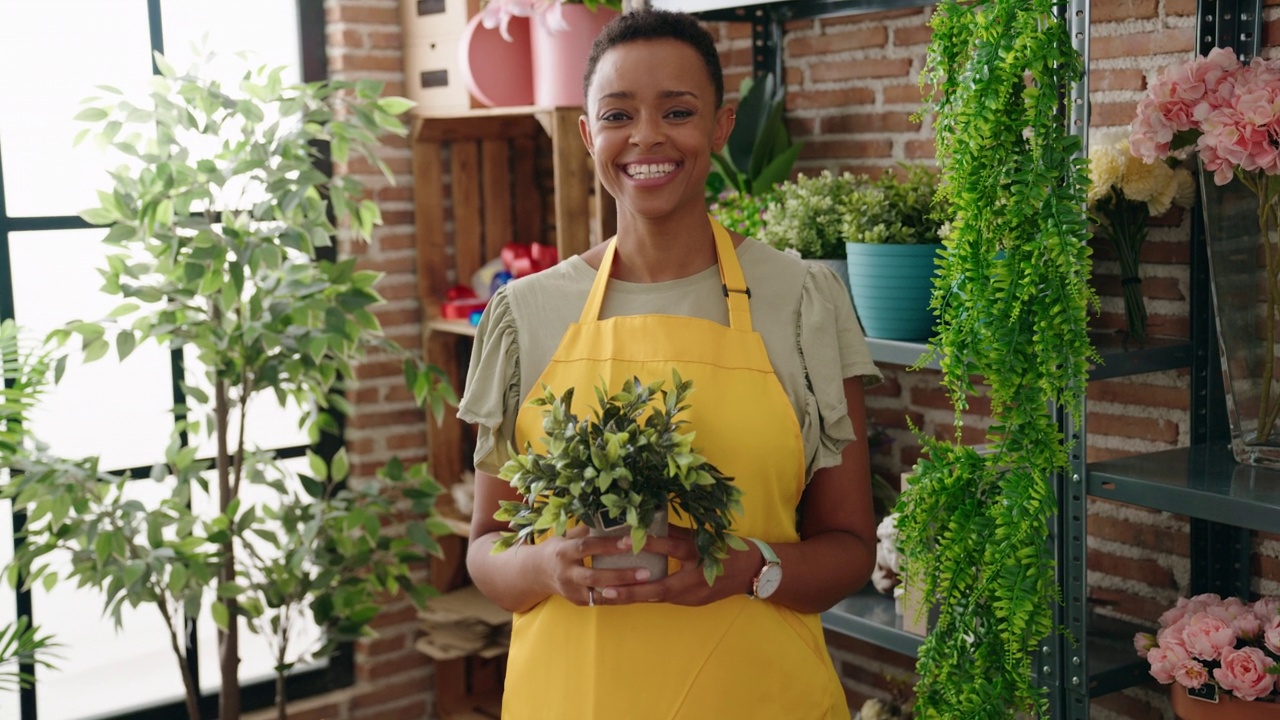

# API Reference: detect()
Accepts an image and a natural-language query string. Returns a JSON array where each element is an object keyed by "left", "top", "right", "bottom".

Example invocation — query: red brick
[
  {"left": 820, "top": 112, "right": 921, "bottom": 134},
  {"left": 332, "top": 5, "right": 399, "bottom": 24},
  {"left": 368, "top": 31, "right": 402, "bottom": 50},
  {"left": 1165, "top": 0, "right": 1196, "bottom": 12},
  {"left": 894, "top": 24, "right": 933, "bottom": 47},
  {"left": 352, "top": 675, "right": 433, "bottom": 710},
  {"left": 786, "top": 117, "right": 817, "bottom": 137},
  {"left": 1090, "top": 586, "right": 1175, "bottom": 624},
  {"left": 1254, "top": 553, "right": 1280, "bottom": 578},
  {"left": 347, "top": 154, "right": 413, "bottom": 176},
  {"left": 330, "top": 28, "right": 365, "bottom": 49},
  {"left": 1091, "top": 100, "right": 1140, "bottom": 127},
  {"left": 1087, "top": 548, "right": 1175, "bottom": 586},
  {"left": 1092, "top": 30, "right": 1196, "bottom": 60},
  {"left": 1087, "top": 381, "right": 1190, "bottom": 411},
  {"left": 358, "top": 650, "right": 431, "bottom": 683},
  {"left": 333, "top": 52, "right": 404, "bottom": 73},
  {"left": 352, "top": 698, "right": 432, "bottom": 720},
  {"left": 812, "top": 58, "right": 914, "bottom": 83},
  {"left": 1087, "top": 511, "right": 1189, "bottom": 555},
  {"left": 788, "top": 27, "right": 888, "bottom": 56},
  {"left": 788, "top": 87, "right": 876, "bottom": 110},
  {"left": 725, "top": 22, "right": 753, "bottom": 40},
  {"left": 799, "top": 139, "right": 893, "bottom": 161},
  {"left": 905, "top": 138, "right": 936, "bottom": 159},
  {"left": 1090, "top": 0, "right": 1158, "bottom": 21},
  {"left": 866, "top": 374, "right": 902, "bottom": 397},
  {"left": 374, "top": 306, "right": 422, "bottom": 328},
  {"left": 387, "top": 430, "right": 428, "bottom": 451},
  {"left": 868, "top": 407, "right": 923, "bottom": 431},
  {"left": 1090, "top": 68, "right": 1146, "bottom": 92},
  {"left": 883, "top": 83, "right": 928, "bottom": 105},
  {"left": 1266, "top": 19, "right": 1280, "bottom": 48},
  {"left": 1089, "top": 411, "right": 1180, "bottom": 443},
  {"left": 1091, "top": 273, "right": 1184, "bottom": 301},
  {"left": 785, "top": 66, "right": 804, "bottom": 87},
  {"left": 827, "top": 8, "right": 925, "bottom": 25}
]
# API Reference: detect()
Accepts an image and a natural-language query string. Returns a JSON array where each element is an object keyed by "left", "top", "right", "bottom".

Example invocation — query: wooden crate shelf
[{"left": 412, "top": 106, "right": 616, "bottom": 719}]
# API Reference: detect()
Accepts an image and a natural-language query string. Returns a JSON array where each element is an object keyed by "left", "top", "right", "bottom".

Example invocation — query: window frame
[{"left": 0, "top": 1, "right": 354, "bottom": 717}]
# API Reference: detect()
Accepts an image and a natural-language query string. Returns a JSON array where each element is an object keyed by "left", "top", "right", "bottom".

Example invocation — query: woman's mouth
[{"left": 623, "top": 162, "right": 679, "bottom": 180}]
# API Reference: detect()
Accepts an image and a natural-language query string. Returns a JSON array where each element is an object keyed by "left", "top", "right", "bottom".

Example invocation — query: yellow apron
[{"left": 505, "top": 220, "right": 850, "bottom": 720}]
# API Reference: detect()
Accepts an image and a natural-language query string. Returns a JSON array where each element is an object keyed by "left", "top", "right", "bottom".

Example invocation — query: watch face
[{"left": 755, "top": 564, "right": 782, "bottom": 599}]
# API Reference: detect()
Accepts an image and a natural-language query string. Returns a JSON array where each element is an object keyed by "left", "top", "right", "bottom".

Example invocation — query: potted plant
[
  {"left": 465, "top": 0, "right": 622, "bottom": 108},
  {"left": 1134, "top": 593, "right": 1280, "bottom": 718},
  {"left": 893, "top": 0, "right": 1098, "bottom": 717},
  {"left": 0, "top": 56, "right": 455, "bottom": 720},
  {"left": 758, "top": 169, "right": 863, "bottom": 289},
  {"left": 706, "top": 72, "right": 802, "bottom": 203},
  {"left": 841, "top": 164, "right": 948, "bottom": 341},
  {"left": 493, "top": 372, "right": 745, "bottom": 586}
]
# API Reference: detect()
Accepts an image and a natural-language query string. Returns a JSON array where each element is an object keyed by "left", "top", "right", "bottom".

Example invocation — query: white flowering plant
[
  {"left": 759, "top": 170, "right": 863, "bottom": 260},
  {"left": 1087, "top": 132, "right": 1195, "bottom": 342}
]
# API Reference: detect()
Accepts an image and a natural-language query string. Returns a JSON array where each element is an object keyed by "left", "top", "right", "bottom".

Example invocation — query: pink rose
[
  {"left": 1147, "top": 644, "right": 1188, "bottom": 684},
  {"left": 1159, "top": 618, "right": 1190, "bottom": 654},
  {"left": 1174, "top": 659, "right": 1210, "bottom": 689},
  {"left": 1263, "top": 614, "right": 1280, "bottom": 655},
  {"left": 1213, "top": 646, "right": 1277, "bottom": 701},
  {"left": 1134, "top": 632, "right": 1156, "bottom": 659},
  {"left": 1254, "top": 597, "right": 1280, "bottom": 623},
  {"left": 1159, "top": 598, "right": 1193, "bottom": 629},
  {"left": 1181, "top": 612, "right": 1237, "bottom": 661}
]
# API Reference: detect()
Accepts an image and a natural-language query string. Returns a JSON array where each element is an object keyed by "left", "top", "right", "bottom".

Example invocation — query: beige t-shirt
[{"left": 457, "top": 238, "right": 882, "bottom": 480}]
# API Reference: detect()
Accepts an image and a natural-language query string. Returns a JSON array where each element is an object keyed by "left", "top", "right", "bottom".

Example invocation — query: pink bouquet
[
  {"left": 480, "top": 0, "right": 619, "bottom": 41},
  {"left": 1134, "top": 593, "right": 1280, "bottom": 702},
  {"left": 1130, "top": 47, "right": 1280, "bottom": 186}
]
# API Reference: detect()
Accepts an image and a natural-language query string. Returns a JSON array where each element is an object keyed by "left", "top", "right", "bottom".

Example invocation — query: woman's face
[{"left": 580, "top": 38, "right": 733, "bottom": 222}]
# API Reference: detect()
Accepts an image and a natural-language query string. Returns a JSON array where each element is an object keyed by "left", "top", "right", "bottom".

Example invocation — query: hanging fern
[{"left": 895, "top": 1, "right": 1098, "bottom": 717}]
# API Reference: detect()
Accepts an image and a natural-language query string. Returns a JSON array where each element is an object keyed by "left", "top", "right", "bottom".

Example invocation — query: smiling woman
[{"left": 456, "top": 8, "right": 883, "bottom": 719}]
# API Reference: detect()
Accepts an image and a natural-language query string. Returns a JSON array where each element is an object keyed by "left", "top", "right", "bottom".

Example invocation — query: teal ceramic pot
[{"left": 845, "top": 242, "right": 942, "bottom": 341}]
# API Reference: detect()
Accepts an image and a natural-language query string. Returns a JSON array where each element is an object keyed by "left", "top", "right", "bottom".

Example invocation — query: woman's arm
[
  {"left": 595, "top": 376, "right": 878, "bottom": 613},
  {"left": 467, "top": 469, "right": 654, "bottom": 613}
]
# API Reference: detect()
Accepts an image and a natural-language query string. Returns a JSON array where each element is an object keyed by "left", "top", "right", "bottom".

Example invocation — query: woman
[{"left": 458, "top": 9, "right": 880, "bottom": 718}]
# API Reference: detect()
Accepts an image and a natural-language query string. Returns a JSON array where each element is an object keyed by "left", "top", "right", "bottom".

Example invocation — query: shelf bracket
[{"left": 1196, "top": 0, "right": 1263, "bottom": 61}]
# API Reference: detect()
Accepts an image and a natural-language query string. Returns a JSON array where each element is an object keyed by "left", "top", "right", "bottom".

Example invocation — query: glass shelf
[
  {"left": 821, "top": 586, "right": 924, "bottom": 658},
  {"left": 1088, "top": 445, "right": 1280, "bottom": 532}
]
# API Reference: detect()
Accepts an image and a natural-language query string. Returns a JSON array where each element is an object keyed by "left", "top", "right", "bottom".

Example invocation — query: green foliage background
[{"left": 894, "top": 1, "right": 1098, "bottom": 717}]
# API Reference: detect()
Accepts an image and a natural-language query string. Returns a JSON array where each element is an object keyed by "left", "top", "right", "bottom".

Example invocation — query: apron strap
[
  {"left": 711, "top": 217, "right": 752, "bottom": 333},
  {"left": 578, "top": 219, "right": 753, "bottom": 332}
]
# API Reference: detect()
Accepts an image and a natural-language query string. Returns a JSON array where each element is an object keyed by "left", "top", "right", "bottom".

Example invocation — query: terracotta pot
[
  {"left": 1171, "top": 686, "right": 1280, "bottom": 720},
  {"left": 588, "top": 506, "right": 668, "bottom": 580}
]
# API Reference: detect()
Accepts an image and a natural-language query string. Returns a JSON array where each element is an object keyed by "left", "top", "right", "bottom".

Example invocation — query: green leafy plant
[
  {"left": 893, "top": 1, "right": 1098, "bottom": 717},
  {"left": 707, "top": 72, "right": 802, "bottom": 202},
  {"left": 494, "top": 372, "right": 746, "bottom": 585},
  {"left": 0, "top": 54, "right": 455, "bottom": 720},
  {"left": 708, "top": 188, "right": 775, "bottom": 239},
  {"left": 759, "top": 170, "right": 864, "bottom": 260},
  {"left": 0, "top": 617, "right": 58, "bottom": 692},
  {"left": 842, "top": 165, "right": 948, "bottom": 245}
]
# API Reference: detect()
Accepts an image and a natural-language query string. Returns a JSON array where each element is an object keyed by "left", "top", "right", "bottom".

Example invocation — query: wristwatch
[{"left": 746, "top": 537, "right": 782, "bottom": 600}]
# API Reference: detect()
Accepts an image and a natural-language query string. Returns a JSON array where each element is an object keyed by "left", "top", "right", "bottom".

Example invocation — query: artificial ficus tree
[{"left": 0, "top": 54, "right": 455, "bottom": 720}]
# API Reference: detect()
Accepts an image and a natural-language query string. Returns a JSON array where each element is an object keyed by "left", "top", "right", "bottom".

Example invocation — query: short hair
[{"left": 582, "top": 8, "right": 724, "bottom": 109}]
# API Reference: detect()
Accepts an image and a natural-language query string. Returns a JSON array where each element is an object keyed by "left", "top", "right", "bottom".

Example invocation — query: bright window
[{"left": 0, "top": 3, "right": 343, "bottom": 718}]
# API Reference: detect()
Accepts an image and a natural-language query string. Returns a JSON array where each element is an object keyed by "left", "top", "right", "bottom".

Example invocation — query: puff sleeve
[
  {"left": 798, "top": 262, "right": 883, "bottom": 476},
  {"left": 456, "top": 286, "right": 524, "bottom": 475}
]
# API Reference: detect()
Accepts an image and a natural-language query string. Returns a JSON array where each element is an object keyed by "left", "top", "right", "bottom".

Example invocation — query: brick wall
[
  {"left": 266, "top": 1, "right": 1280, "bottom": 718},
  {"left": 711, "top": 1, "right": 1280, "bottom": 717}
]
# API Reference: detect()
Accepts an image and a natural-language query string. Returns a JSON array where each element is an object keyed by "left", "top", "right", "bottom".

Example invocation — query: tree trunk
[
  {"left": 215, "top": 374, "right": 240, "bottom": 720},
  {"left": 158, "top": 598, "right": 202, "bottom": 720}
]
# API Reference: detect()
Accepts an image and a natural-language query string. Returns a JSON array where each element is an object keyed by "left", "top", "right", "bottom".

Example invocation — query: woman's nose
[{"left": 629, "top": 113, "right": 665, "bottom": 147}]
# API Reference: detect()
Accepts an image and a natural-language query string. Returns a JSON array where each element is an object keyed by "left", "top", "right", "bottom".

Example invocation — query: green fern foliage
[{"left": 895, "top": 1, "right": 1098, "bottom": 717}]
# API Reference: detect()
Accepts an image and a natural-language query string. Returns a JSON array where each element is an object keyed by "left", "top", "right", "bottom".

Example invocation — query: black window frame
[{"left": 0, "top": 1, "right": 354, "bottom": 717}]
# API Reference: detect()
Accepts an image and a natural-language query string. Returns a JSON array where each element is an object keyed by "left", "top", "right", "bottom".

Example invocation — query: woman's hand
[
  {"left": 591, "top": 526, "right": 758, "bottom": 607},
  {"left": 539, "top": 525, "right": 658, "bottom": 607}
]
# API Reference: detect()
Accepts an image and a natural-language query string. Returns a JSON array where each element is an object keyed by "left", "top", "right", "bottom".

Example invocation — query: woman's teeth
[{"left": 626, "top": 163, "right": 677, "bottom": 180}]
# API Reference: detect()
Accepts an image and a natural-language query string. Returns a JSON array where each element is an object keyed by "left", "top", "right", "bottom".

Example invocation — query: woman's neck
[{"left": 608, "top": 209, "right": 718, "bottom": 283}]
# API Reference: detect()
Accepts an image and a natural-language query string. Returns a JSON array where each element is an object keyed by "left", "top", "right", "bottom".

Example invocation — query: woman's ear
[
  {"left": 579, "top": 114, "right": 594, "bottom": 157},
  {"left": 712, "top": 105, "right": 736, "bottom": 153}
]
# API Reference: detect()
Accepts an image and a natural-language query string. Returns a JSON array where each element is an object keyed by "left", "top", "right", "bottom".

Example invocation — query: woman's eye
[
  {"left": 667, "top": 109, "right": 694, "bottom": 119},
  {"left": 601, "top": 111, "right": 630, "bottom": 122}
]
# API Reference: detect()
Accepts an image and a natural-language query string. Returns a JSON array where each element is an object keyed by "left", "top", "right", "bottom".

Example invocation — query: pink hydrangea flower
[{"left": 1213, "top": 647, "right": 1277, "bottom": 702}]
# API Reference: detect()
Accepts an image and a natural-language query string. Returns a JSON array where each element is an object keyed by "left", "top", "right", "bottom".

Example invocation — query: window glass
[
  {"left": 0, "top": 1, "right": 152, "bottom": 218},
  {"left": 194, "top": 457, "right": 325, "bottom": 693},
  {"left": 160, "top": 0, "right": 301, "bottom": 87},
  {"left": 8, "top": 230, "right": 173, "bottom": 471},
  {"left": 35, "top": 478, "right": 184, "bottom": 720},
  {"left": 0, "top": 497, "right": 16, "bottom": 720}
]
